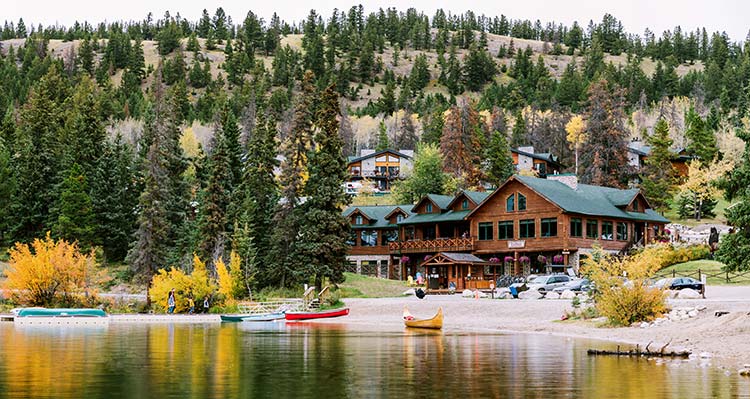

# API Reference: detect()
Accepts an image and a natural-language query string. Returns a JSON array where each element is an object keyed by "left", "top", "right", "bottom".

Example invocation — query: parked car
[
  {"left": 552, "top": 278, "right": 591, "bottom": 293},
  {"left": 527, "top": 275, "right": 572, "bottom": 293},
  {"left": 652, "top": 277, "right": 704, "bottom": 293}
]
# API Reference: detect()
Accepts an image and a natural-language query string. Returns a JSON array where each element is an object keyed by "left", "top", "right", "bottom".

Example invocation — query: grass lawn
[
  {"left": 657, "top": 259, "right": 750, "bottom": 285},
  {"left": 338, "top": 272, "right": 409, "bottom": 298},
  {"left": 350, "top": 193, "right": 400, "bottom": 206},
  {"left": 664, "top": 197, "right": 730, "bottom": 227}
]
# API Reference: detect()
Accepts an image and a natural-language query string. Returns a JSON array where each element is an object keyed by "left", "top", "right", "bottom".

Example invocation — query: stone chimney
[
  {"left": 518, "top": 146, "right": 535, "bottom": 154},
  {"left": 547, "top": 173, "right": 578, "bottom": 190}
]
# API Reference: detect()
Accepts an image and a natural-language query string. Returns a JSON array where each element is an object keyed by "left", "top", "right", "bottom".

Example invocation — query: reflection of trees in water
[{"left": 0, "top": 325, "right": 745, "bottom": 398}]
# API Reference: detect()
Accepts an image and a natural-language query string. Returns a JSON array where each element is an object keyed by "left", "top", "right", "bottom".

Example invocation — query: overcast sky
[{"left": 5, "top": 0, "right": 749, "bottom": 42}]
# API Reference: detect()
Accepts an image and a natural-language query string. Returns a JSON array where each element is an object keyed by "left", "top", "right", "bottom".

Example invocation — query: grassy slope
[
  {"left": 664, "top": 197, "right": 730, "bottom": 227},
  {"left": 338, "top": 272, "right": 408, "bottom": 298},
  {"left": 657, "top": 259, "right": 750, "bottom": 285}
]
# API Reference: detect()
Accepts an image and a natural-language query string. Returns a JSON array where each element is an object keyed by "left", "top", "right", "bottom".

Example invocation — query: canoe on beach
[
  {"left": 14, "top": 308, "right": 107, "bottom": 318},
  {"left": 403, "top": 306, "right": 443, "bottom": 329},
  {"left": 220, "top": 313, "right": 286, "bottom": 322},
  {"left": 285, "top": 307, "right": 350, "bottom": 321}
]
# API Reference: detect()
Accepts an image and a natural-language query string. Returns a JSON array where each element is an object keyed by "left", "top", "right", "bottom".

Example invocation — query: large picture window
[
  {"left": 425, "top": 203, "right": 433, "bottom": 213},
  {"left": 617, "top": 222, "right": 628, "bottom": 241},
  {"left": 498, "top": 221, "right": 513, "bottom": 240},
  {"left": 519, "top": 219, "right": 535, "bottom": 238},
  {"left": 570, "top": 218, "right": 583, "bottom": 237},
  {"left": 506, "top": 195, "right": 515, "bottom": 212},
  {"left": 382, "top": 230, "right": 399, "bottom": 245},
  {"left": 478, "top": 222, "right": 493, "bottom": 240},
  {"left": 360, "top": 230, "right": 377, "bottom": 246},
  {"left": 601, "top": 221, "right": 613, "bottom": 240},
  {"left": 518, "top": 193, "right": 527, "bottom": 211},
  {"left": 541, "top": 218, "right": 557, "bottom": 237},
  {"left": 586, "top": 219, "right": 598, "bottom": 239}
]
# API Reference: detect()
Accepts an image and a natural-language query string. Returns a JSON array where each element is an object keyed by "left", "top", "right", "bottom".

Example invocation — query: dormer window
[
  {"left": 397, "top": 214, "right": 404, "bottom": 223},
  {"left": 462, "top": 199, "right": 469, "bottom": 210},
  {"left": 518, "top": 193, "right": 527, "bottom": 211},
  {"left": 506, "top": 195, "right": 515, "bottom": 212},
  {"left": 426, "top": 203, "right": 433, "bottom": 213},
  {"left": 355, "top": 215, "right": 363, "bottom": 225},
  {"left": 633, "top": 201, "right": 639, "bottom": 211}
]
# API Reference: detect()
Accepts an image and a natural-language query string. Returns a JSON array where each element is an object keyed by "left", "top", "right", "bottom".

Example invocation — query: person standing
[
  {"left": 188, "top": 296, "right": 195, "bottom": 314},
  {"left": 203, "top": 296, "right": 210, "bottom": 313},
  {"left": 167, "top": 289, "right": 176, "bottom": 314}
]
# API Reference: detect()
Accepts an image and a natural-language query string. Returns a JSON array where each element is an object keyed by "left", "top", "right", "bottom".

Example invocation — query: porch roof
[
  {"left": 422, "top": 252, "right": 489, "bottom": 265},
  {"left": 397, "top": 210, "right": 471, "bottom": 225}
]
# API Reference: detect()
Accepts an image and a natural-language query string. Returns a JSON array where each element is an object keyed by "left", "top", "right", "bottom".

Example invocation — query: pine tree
[
  {"left": 298, "top": 84, "right": 351, "bottom": 289},
  {"left": 197, "top": 9, "right": 212, "bottom": 38},
  {"left": 375, "top": 120, "right": 390, "bottom": 151},
  {"left": 510, "top": 109, "right": 527, "bottom": 148},
  {"left": 302, "top": 11, "right": 325, "bottom": 79},
  {"left": 685, "top": 107, "right": 718, "bottom": 162},
  {"left": 409, "top": 53, "right": 430, "bottom": 91},
  {"left": 61, "top": 76, "right": 105, "bottom": 178},
  {"left": 440, "top": 99, "right": 483, "bottom": 187},
  {"left": 0, "top": 139, "right": 14, "bottom": 244},
  {"left": 339, "top": 102, "right": 356, "bottom": 158},
  {"left": 77, "top": 38, "right": 95, "bottom": 76},
  {"left": 394, "top": 111, "right": 418, "bottom": 150},
  {"left": 92, "top": 134, "right": 138, "bottom": 261},
  {"left": 378, "top": 80, "right": 397, "bottom": 115},
  {"left": 484, "top": 129, "right": 515, "bottom": 187},
  {"left": 213, "top": 8, "right": 229, "bottom": 44},
  {"left": 579, "top": 80, "right": 632, "bottom": 188},
  {"left": 716, "top": 124, "right": 750, "bottom": 271},
  {"left": 52, "top": 163, "right": 95, "bottom": 248},
  {"left": 269, "top": 72, "right": 316, "bottom": 287},
  {"left": 640, "top": 118, "right": 677, "bottom": 211}
]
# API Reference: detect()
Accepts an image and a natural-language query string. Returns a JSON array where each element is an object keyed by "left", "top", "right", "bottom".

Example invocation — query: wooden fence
[{"left": 651, "top": 268, "right": 750, "bottom": 284}]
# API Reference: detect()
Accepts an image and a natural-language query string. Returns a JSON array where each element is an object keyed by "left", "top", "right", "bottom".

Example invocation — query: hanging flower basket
[
  {"left": 519, "top": 256, "right": 530, "bottom": 264},
  {"left": 553, "top": 255, "right": 564, "bottom": 264},
  {"left": 489, "top": 257, "right": 500, "bottom": 263},
  {"left": 504, "top": 256, "right": 514, "bottom": 264},
  {"left": 400, "top": 256, "right": 410, "bottom": 263},
  {"left": 424, "top": 254, "right": 432, "bottom": 261},
  {"left": 537, "top": 255, "right": 547, "bottom": 264}
]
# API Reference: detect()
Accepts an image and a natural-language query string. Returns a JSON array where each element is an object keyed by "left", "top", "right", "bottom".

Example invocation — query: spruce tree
[
  {"left": 375, "top": 120, "right": 390, "bottom": 151},
  {"left": 685, "top": 107, "right": 718, "bottom": 162},
  {"left": 640, "top": 118, "right": 677, "bottom": 211},
  {"left": 0, "top": 139, "right": 14, "bottom": 244},
  {"left": 52, "top": 163, "right": 95, "bottom": 248},
  {"left": 484, "top": 130, "right": 515, "bottom": 187},
  {"left": 716, "top": 123, "right": 750, "bottom": 271},
  {"left": 394, "top": 110, "right": 418, "bottom": 150},
  {"left": 298, "top": 84, "right": 351, "bottom": 289}
]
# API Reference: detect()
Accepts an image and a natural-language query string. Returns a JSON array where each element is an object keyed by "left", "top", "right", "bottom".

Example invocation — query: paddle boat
[
  {"left": 284, "top": 307, "right": 350, "bottom": 321},
  {"left": 12, "top": 307, "right": 109, "bottom": 326},
  {"left": 220, "top": 313, "right": 286, "bottom": 322},
  {"left": 403, "top": 306, "right": 443, "bottom": 329}
]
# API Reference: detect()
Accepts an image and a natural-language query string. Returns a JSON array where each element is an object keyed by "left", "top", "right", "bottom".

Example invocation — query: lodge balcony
[
  {"left": 350, "top": 169, "right": 402, "bottom": 179},
  {"left": 388, "top": 237, "right": 474, "bottom": 254}
]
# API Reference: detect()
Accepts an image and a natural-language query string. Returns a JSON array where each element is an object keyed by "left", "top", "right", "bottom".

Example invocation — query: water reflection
[{"left": 0, "top": 322, "right": 748, "bottom": 399}]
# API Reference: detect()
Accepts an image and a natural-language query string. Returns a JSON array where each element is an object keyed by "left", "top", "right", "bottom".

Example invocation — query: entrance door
[{"left": 634, "top": 223, "right": 645, "bottom": 245}]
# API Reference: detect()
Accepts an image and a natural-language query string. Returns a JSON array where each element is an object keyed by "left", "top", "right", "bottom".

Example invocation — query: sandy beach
[{"left": 330, "top": 285, "right": 750, "bottom": 369}]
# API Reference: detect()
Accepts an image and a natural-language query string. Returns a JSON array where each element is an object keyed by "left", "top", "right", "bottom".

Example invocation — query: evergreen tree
[
  {"left": 0, "top": 139, "right": 14, "bottom": 244},
  {"left": 52, "top": 163, "right": 95, "bottom": 248},
  {"left": 394, "top": 110, "right": 418, "bottom": 150},
  {"left": 298, "top": 84, "right": 351, "bottom": 289},
  {"left": 213, "top": 8, "right": 229, "bottom": 44},
  {"left": 484, "top": 129, "right": 514, "bottom": 187},
  {"left": 463, "top": 44, "right": 497, "bottom": 92},
  {"left": 409, "top": 53, "right": 430, "bottom": 92},
  {"left": 579, "top": 80, "right": 632, "bottom": 188},
  {"left": 440, "top": 100, "right": 483, "bottom": 187},
  {"left": 269, "top": 72, "right": 316, "bottom": 287},
  {"left": 421, "top": 106, "right": 445, "bottom": 145},
  {"left": 61, "top": 76, "right": 105, "bottom": 177},
  {"left": 378, "top": 80, "right": 397, "bottom": 115},
  {"left": 640, "top": 118, "right": 677, "bottom": 211},
  {"left": 92, "top": 134, "right": 138, "bottom": 261},
  {"left": 197, "top": 9, "right": 212, "bottom": 38},
  {"left": 685, "top": 107, "right": 718, "bottom": 162},
  {"left": 302, "top": 12, "right": 325, "bottom": 79},
  {"left": 715, "top": 130, "right": 750, "bottom": 271},
  {"left": 510, "top": 109, "right": 527, "bottom": 147},
  {"left": 375, "top": 120, "right": 390, "bottom": 151},
  {"left": 77, "top": 38, "right": 95, "bottom": 76}
]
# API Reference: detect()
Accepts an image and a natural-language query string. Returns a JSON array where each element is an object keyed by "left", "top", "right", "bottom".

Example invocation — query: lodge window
[
  {"left": 632, "top": 201, "right": 639, "bottom": 212},
  {"left": 360, "top": 230, "right": 377, "bottom": 246},
  {"left": 617, "top": 222, "right": 628, "bottom": 241},
  {"left": 425, "top": 203, "right": 433, "bottom": 213},
  {"left": 518, "top": 193, "right": 527, "bottom": 211},
  {"left": 519, "top": 219, "right": 535, "bottom": 238},
  {"left": 506, "top": 194, "right": 515, "bottom": 212},
  {"left": 355, "top": 215, "right": 363, "bottom": 225},
  {"left": 570, "top": 218, "right": 583, "bottom": 237},
  {"left": 397, "top": 214, "right": 404, "bottom": 223},
  {"left": 423, "top": 226, "right": 436, "bottom": 240},
  {"left": 498, "top": 221, "right": 513, "bottom": 240},
  {"left": 478, "top": 222, "right": 493, "bottom": 241},
  {"left": 586, "top": 219, "right": 598, "bottom": 239},
  {"left": 541, "top": 218, "right": 557, "bottom": 237},
  {"left": 601, "top": 221, "right": 613, "bottom": 240},
  {"left": 382, "top": 230, "right": 399, "bottom": 246},
  {"left": 462, "top": 199, "right": 469, "bottom": 209},
  {"left": 405, "top": 226, "right": 415, "bottom": 240}
]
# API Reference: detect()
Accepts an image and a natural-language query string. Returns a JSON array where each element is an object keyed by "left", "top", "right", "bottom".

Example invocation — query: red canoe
[{"left": 285, "top": 308, "right": 350, "bottom": 321}]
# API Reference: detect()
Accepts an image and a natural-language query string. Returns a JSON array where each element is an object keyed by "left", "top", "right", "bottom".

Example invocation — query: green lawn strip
[
  {"left": 657, "top": 259, "right": 750, "bottom": 285},
  {"left": 338, "top": 272, "right": 408, "bottom": 298}
]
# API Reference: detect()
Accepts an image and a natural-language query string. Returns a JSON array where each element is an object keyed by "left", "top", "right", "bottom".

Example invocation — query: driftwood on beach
[{"left": 587, "top": 341, "right": 691, "bottom": 358}]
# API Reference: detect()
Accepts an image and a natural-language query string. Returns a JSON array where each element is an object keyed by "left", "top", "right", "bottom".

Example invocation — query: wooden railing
[{"left": 389, "top": 237, "right": 474, "bottom": 254}]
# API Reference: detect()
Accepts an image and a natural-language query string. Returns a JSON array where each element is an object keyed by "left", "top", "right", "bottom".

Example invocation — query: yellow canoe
[{"left": 403, "top": 306, "right": 443, "bottom": 329}]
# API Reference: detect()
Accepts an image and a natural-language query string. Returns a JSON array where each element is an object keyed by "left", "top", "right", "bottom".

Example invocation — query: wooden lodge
[
  {"left": 346, "top": 149, "right": 414, "bottom": 192},
  {"left": 343, "top": 174, "right": 670, "bottom": 287}
]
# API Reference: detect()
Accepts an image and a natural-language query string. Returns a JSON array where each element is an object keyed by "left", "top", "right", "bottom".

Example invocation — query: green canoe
[
  {"left": 16, "top": 308, "right": 107, "bottom": 317},
  {"left": 220, "top": 313, "right": 285, "bottom": 322}
]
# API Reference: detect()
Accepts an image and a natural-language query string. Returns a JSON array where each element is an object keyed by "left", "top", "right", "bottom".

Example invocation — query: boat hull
[
  {"left": 404, "top": 307, "right": 443, "bottom": 329},
  {"left": 285, "top": 308, "right": 350, "bottom": 320},
  {"left": 15, "top": 308, "right": 107, "bottom": 318},
  {"left": 220, "top": 313, "right": 285, "bottom": 322}
]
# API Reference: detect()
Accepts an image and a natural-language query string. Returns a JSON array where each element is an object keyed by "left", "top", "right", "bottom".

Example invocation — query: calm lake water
[{"left": 0, "top": 322, "right": 748, "bottom": 399}]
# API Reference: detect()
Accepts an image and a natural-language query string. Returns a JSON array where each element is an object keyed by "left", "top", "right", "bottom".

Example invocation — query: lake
[{"left": 0, "top": 322, "right": 748, "bottom": 398}]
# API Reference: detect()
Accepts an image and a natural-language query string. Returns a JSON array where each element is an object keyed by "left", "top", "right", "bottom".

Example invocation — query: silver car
[{"left": 527, "top": 275, "right": 572, "bottom": 293}]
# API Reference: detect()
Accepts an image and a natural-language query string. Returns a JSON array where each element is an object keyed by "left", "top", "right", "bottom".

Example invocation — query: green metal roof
[
  {"left": 411, "top": 194, "right": 454, "bottom": 212},
  {"left": 512, "top": 175, "right": 670, "bottom": 223},
  {"left": 398, "top": 209, "right": 471, "bottom": 225},
  {"left": 464, "top": 190, "right": 491, "bottom": 205},
  {"left": 343, "top": 204, "right": 413, "bottom": 229}
]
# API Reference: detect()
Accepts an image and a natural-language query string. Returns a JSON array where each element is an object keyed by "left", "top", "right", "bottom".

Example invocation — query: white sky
[{"left": 5, "top": 0, "right": 749, "bottom": 42}]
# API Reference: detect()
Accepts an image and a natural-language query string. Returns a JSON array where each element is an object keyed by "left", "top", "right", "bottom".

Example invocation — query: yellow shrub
[
  {"left": 2, "top": 233, "right": 96, "bottom": 306},
  {"left": 149, "top": 254, "right": 217, "bottom": 313},
  {"left": 216, "top": 251, "right": 247, "bottom": 300},
  {"left": 582, "top": 244, "right": 669, "bottom": 326}
]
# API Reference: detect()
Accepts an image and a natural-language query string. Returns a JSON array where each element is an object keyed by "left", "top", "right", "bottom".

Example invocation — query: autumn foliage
[
  {"left": 149, "top": 254, "right": 217, "bottom": 313},
  {"left": 3, "top": 233, "right": 97, "bottom": 306}
]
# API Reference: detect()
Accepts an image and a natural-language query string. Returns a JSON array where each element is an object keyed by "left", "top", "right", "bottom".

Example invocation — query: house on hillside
[
  {"left": 627, "top": 141, "right": 694, "bottom": 177},
  {"left": 512, "top": 146, "right": 564, "bottom": 177},
  {"left": 346, "top": 149, "right": 414, "bottom": 192},
  {"left": 343, "top": 174, "right": 670, "bottom": 288}
]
